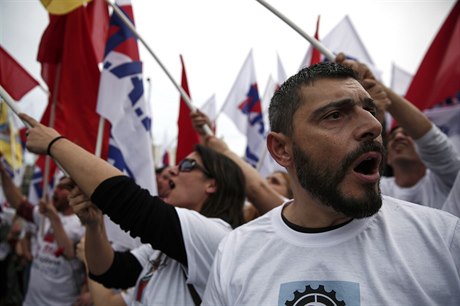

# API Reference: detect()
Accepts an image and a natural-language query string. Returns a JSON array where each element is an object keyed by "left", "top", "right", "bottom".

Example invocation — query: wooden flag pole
[
  {"left": 255, "top": 0, "right": 336, "bottom": 62},
  {"left": 106, "top": 0, "right": 213, "bottom": 136}
]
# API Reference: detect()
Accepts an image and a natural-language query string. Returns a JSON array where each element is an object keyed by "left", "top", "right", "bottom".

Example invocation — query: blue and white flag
[
  {"left": 221, "top": 50, "right": 270, "bottom": 175},
  {"left": 96, "top": 0, "right": 156, "bottom": 250},
  {"left": 97, "top": 0, "right": 156, "bottom": 195}
]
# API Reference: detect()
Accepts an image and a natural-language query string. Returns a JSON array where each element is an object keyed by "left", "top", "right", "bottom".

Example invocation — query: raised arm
[
  {"left": 0, "top": 158, "right": 26, "bottom": 209},
  {"left": 191, "top": 110, "right": 284, "bottom": 214},
  {"left": 39, "top": 197, "right": 77, "bottom": 258},
  {"left": 19, "top": 113, "right": 121, "bottom": 198},
  {"left": 336, "top": 53, "right": 432, "bottom": 139},
  {"left": 381, "top": 85, "right": 432, "bottom": 139}
]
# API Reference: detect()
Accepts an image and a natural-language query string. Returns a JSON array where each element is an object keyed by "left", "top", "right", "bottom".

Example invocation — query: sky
[{"left": 0, "top": 0, "right": 457, "bottom": 160}]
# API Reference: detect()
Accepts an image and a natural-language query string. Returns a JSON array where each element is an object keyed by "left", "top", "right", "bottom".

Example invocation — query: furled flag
[
  {"left": 299, "top": 15, "right": 380, "bottom": 78},
  {"left": 221, "top": 50, "right": 268, "bottom": 174},
  {"left": 0, "top": 45, "right": 39, "bottom": 101},
  {"left": 404, "top": 1, "right": 460, "bottom": 111},
  {"left": 200, "top": 94, "right": 217, "bottom": 125},
  {"left": 310, "top": 15, "right": 321, "bottom": 66},
  {"left": 97, "top": 0, "right": 156, "bottom": 194},
  {"left": 32, "top": 0, "right": 109, "bottom": 200},
  {"left": 176, "top": 55, "right": 200, "bottom": 164},
  {"left": 262, "top": 53, "right": 287, "bottom": 127},
  {"left": 156, "top": 131, "right": 171, "bottom": 169},
  {"left": 390, "top": 63, "right": 413, "bottom": 97}
]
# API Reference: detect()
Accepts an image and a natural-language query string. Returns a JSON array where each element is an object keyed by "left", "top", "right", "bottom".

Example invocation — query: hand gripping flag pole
[
  {"left": 106, "top": 0, "right": 213, "bottom": 136},
  {"left": 255, "top": 0, "right": 336, "bottom": 62}
]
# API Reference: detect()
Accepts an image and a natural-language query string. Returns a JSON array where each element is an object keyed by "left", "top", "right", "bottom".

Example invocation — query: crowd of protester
[{"left": 0, "top": 56, "right": 459, "bottom": 305}]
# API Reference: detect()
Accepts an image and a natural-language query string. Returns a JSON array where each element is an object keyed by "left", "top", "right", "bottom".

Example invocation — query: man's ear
[{"left": 267, "top": 132, "right": 292, "bottom": 167}]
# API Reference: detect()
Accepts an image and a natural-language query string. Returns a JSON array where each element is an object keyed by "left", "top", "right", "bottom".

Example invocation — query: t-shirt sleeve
[
  {"left": 176, "top": 208, "right": 231, "bottom": 295},
  {"left": 91, "top": 176, "right": 187, "bottom": 265},
  {"left": 416, "top": 125, "right": 460, "bottom": 187},
  {"left": 449, "top": 219, "right": 460, "bottom": 276}
]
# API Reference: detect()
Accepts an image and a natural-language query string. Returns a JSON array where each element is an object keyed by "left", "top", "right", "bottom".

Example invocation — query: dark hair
[
  {"left": 155, "top": 166, "right": 168, "bottom": 175},
  {"left": 269, "top": 62, "right": 358, "bottom": 136},
  {"left": 195, "top": 144, "right": 245, "bottom": 228}
]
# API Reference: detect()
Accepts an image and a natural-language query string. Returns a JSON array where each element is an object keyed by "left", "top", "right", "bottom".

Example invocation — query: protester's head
[
  {"left": 386, "top": 126, "right": 423, "bottom": 168},
  {"left": 164, "top": 145, "right": 245, "bottom": 228},
  {"left": 155, "top": 165, "right": 172, "bottom": 198},
  {"left": 266, "top": 170, "right": 292, "bottom": 198},
  {"left": 267, "top": 62, "right": 385, "bottom": 219},
  {"left": 53, "top": 177, "right": 72, "bottom": 212}
]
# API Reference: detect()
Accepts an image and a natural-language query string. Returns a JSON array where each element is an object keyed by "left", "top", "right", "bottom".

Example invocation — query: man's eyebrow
[
  {"left": 311, "top": 98, "right": 356, "bottom": 118},
  {"left": 363, "top": 97, "right": 377, "bottom": 110}
]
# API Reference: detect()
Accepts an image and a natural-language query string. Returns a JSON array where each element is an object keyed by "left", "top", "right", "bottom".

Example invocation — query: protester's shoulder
[
  {"left": 175, "top": 207, "right": 232, "bottom": 233},
  {"left": 382, "top": 195, "right": 459, "bottom": 226},
  {"left": 226, "top": 204, "right": 282, "bottom": 239}
]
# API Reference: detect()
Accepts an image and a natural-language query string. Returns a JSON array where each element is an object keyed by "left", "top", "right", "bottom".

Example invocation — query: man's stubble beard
[{"left": 292, "top": 140, "right": 385, "bottom": 219}]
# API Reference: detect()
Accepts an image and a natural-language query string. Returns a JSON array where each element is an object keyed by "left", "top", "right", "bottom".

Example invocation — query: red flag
[
  {"left": 36, "top": 1, "right": 109, "bottom": 181},
  {"left": 405, "top": 1, "right": 460, "bottom": 110},
  {"left": 0, "top": 46, "right": 39, "bottom": 100},
  {"left": 176, "top": 55, "right": 200, "bottom": 163},
  {"left": 310, "top": 15, "right": 321, "bottom": 66}
]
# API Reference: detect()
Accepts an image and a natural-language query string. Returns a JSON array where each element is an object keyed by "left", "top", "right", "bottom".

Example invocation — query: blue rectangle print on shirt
[{"left": 279, "top": 281, "right": 359, "bottom": 306}]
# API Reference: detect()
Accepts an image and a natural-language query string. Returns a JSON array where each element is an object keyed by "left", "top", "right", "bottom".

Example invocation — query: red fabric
[
  {"left": 176, "top": 55, "right": 200, "bottom": 163},
  {"left": 310, "top": 15, "right": 321, "bottom": 66},
  {"left": 0, "top": 46, "right": 39, "bottom": 100},
  {"left": 405, "top": 1, "right": 460, "bottom": 110},
  {"left": 86, "top": 0, "right": 109, "bottom": 63},
  {"left": 36, "top": 3, "right": 109, "bottom": 183}
]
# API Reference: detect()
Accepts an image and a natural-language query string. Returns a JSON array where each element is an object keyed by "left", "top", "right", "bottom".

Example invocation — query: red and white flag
[{"left": 176, "top": 55, "right": 200, "bottom": 164}]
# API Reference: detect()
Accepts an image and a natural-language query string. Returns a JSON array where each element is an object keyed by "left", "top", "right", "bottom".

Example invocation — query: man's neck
[
  {"left": 282, "top": 196, "right": 351, "bottom": 229},
  {"left": 392, "top": 161, "right": 426, "bottom": 187}
]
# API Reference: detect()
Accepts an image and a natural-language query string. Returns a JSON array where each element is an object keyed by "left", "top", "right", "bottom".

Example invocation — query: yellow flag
[
  {"left": 0, "top": 102, "right": 23, "bottom": 170},
  {"left": 40, "top": 0, "right": 92, "bottom": 15}
]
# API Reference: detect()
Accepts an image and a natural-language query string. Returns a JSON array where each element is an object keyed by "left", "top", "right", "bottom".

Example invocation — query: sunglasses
[{"left": 178, "top": 158, "right": 212, "bottom": 177}]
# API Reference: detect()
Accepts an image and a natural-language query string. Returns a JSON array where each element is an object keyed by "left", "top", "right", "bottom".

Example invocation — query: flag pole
[
  {"left": 0, "top": 86, "right": 32, "bottom": 129},
  {"left": 106, "top": 0, "right": 213, "bottom": 136},
  {"left": 255, "top": 0, "right": 335, "bottom": 62}
]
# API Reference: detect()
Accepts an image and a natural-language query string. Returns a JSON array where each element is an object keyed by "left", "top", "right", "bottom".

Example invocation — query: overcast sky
[{"left": 0, "top": 0, "right": 456, "bottom": 158}]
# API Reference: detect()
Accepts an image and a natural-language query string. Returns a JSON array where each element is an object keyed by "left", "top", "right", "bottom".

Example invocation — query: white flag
[
  {"left": 221, "top": 49, "right": 267, "bottom": 171},
  {"left": 300, "top": 15, "right": 381, "bottom": 78}
]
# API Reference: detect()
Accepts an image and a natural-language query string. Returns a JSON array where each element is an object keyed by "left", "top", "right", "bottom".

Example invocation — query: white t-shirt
[
  {"left": 23, "top": 206, "right": 85, "bottom": 306},
  {"left": 203, "top": 196, "right": 460, "bottom": 305},
  {"left": 380, "top": 125, "right": 460, "bottom": 208},
  {"left": 122, "top": 207, "right": 231, "bottom": 306},
  {"left": 443, "top": 170, "right": 460, "bottom": 218}
]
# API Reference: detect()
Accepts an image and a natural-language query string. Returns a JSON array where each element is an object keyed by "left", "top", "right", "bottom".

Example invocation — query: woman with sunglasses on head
[{"left": 19, "top": 113, "right": 245, "bottom": 306}]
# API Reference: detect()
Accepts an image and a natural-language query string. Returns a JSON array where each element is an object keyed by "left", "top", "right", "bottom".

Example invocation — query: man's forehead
[{"left": 298, "top": 78, "right": 369, "bottom": 110}]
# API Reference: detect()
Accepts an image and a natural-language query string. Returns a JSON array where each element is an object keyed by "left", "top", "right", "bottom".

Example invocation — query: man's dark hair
[{"left": 269, "top": 62, "right": 358, "bottom": 136}]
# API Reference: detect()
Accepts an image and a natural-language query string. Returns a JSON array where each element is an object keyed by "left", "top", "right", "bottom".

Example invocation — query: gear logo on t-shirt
[{"left": 279, "top": 281, "right": 359, "bottom": 306}]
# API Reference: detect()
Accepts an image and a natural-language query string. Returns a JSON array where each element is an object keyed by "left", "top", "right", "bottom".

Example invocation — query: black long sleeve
[
  {"left": 91, "top": 176, "right": 188, "bottom": 266},
  {"left": 89, "top": 251, "right": 142, "bottom": 289}
]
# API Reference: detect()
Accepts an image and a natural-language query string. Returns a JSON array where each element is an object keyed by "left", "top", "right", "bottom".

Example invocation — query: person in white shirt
[
  {"left": 378, "top": 82, "right": 460, "bottom": 209},
  {"left": 201, "top": 61, "right": 460, "bottom": 305}
]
